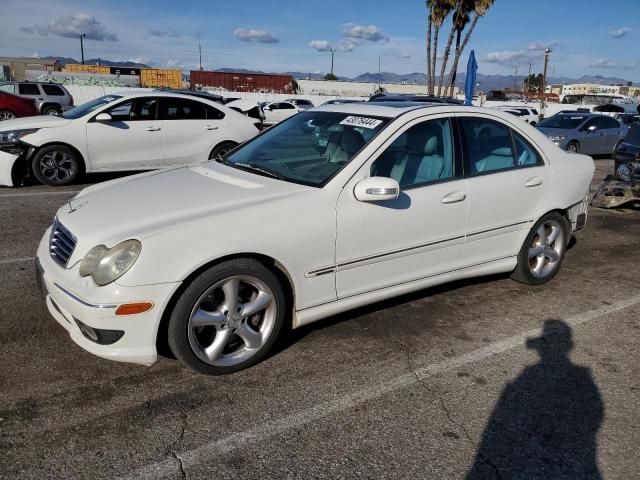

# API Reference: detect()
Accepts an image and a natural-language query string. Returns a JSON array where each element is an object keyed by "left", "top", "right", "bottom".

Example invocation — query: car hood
[
  {"left": 536, "top": 127, "right": 574, "bottom": 138},
  {"left": 0, "top": 115, "right": 71, "bottom": 130},
  {"left": 55, "top": 162, "right": 310, "bottom": 258}
]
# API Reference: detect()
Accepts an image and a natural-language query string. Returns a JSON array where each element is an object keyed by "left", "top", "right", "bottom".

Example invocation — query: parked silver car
[
  {"left": 0, "top": 81, "right": 73, "bottom": 116},
  {"left": 536, "top": 113, "right": 628, "bottom": 155}
]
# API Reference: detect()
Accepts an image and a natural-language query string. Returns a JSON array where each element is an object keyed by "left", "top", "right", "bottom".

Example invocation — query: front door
[
  {"left": 457, "top": 114, "right": 550, "bottom": 265},
  {"left": 86, "top": 97, "right": 164, "bottom": 170},
  {"left": 336, "top": 116, "right": 468, "bottom": 299}
]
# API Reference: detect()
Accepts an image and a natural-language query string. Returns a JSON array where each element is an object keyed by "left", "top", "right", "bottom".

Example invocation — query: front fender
[{"left": 0, "top": 150, "right": 19, "bottom": 187}]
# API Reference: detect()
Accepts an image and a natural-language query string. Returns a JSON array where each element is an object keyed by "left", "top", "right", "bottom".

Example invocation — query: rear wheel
[
  {"left": 566, "top": 141, "right": 579, "bottom": 153},
  {"left": 209, "top": 141, "right": 238, "bottom": 160},
  {"left": 511, "top": 212, "right": 568, "bottom": 285},
  {"left": 167, "top": 258, "right": 287, "bottom": 375},
  {"left": 0, "top": 109, "right": 16, "bottom": 121},
  {"left": 41, "top": 105, "right": 62, "bottom": 116},
  {"left": 31, "top": 145, "right": 82, "bottom": 186}
]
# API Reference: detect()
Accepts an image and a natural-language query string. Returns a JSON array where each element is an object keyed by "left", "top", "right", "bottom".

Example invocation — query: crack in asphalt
[{"left": 386, "top": 333, "right": 503, "bottom": 480}]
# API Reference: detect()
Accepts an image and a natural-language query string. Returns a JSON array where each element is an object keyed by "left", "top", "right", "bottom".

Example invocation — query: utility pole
[
  {"left": 541, "top": 48, "right": 552, "bottom": 119},
  {"left": 378, "top": 54, "right": 381, "bottom": 91},
  {"left": 79, "top": 33, "right": 86, "bottom": 65},
  {"left": 198, "top": 43, "right": 202, "bottom": 71},
  {"left": 513, "top": 66, "right": 518, "bottom": 91},
  {"left": 526, "top": 63, "right": 532, "bottom": 94},
  {"left": 330, "top": 48, "right": 336, "bottom": 77}
]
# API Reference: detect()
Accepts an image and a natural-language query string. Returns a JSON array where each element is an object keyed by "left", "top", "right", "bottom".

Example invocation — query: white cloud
[
  {"left": 485, "top": 50, "right": 539, "bottom": 66},
  {"left": 165, "top": 59, "right": 181, "bottom": 67},
  {"left": 20, "top": 14, "right": 117, "bottom": 41},
  {"left": 309, "top": 40, "right": 332, "bottom": 52},
  {"left": 128, "top": 56, "right": 151, "bottom": 65},
  {"left": 342, "top": 23, "right": 389, "bottom": 42},
  {"left": 589, "top": 58, "right": 637, "bottom": 70},
  {"left": 609, "top": 27, "right": 631, "bottom": 39},
  {"left": 338, "top": 38, "right": 360, "bottom": 52},
  {"left": 150, "top": 29, "right": 182, "bottom": 39},
  {"left": 234, "top": 28, "right": 279, "bottom": 44},
  {"left": 527, "top": 41, "right": 557, "bottom": 51}
]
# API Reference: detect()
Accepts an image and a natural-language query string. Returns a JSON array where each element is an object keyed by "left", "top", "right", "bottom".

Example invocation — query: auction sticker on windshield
[{"left": 340, "top": 116, "right": 383, "bottom": 129}]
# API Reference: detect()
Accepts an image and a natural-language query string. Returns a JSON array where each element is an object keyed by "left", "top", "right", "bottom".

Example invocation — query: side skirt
[{"left": 293, "top": 256, "right": 517, "bottom": 329}]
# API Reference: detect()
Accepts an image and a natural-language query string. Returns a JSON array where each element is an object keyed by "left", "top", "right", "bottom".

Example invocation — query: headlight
[
  {"left": 79, "top": 240, "right": 141, "bottom": 286},
  {"left": 549, "top": 135, "right": 566, "bottom": 142},
  {"left": 0, "top": 129, "right": 40, "bottom": 143},
  {"left": 616, "top": 164, "right": 632, "bottom": 182}
]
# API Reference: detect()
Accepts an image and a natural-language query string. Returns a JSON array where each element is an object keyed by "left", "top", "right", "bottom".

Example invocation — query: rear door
[
  {"left": 599, "top": 116, "right": 624, "bottom": 152},
  {"left": 17, "top": 83, "right": 41, "bottom": 104},
  {"left": 159, "top": 96, "right": 227, "bottom": 165},
  {"left": 457, "top": 114, "right": 551, "bottom": 266},
  {"left": 86, "top": 96, "right": 164, "bottom": 170},
  {"left": 579, "top": 118, "right": 606, "bottom": 154}
]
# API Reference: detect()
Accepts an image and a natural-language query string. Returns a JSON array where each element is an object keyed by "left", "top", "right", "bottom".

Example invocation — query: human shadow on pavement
[{"left": 466, "top": 320, "right": 604, "bottom": 480}]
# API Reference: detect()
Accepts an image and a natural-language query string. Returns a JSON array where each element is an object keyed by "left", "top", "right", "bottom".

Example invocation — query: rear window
[
  {"left": 42, "top": 84, "right": 65, "bottom": 96},
  {"left": 538, "top": 115, "right": 589, "bottom": 129},
  {"left": 0, "top": 83, "right": 15, "bottom": 94}
]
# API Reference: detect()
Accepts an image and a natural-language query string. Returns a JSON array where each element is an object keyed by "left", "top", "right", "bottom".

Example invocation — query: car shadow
[{"left": 465, "top": 319, "right": 604, "bottom": 479}]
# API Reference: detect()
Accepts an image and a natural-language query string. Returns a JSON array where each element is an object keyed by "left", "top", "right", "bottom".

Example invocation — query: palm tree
[
  {"left": 426, "top": 1, "right": 433, "bottom": 94},
  {"left": 446, "top": 0, "right": 495, "bottom": 96},
  {"left": 427, "top": 0, "right": 453, "bottom": 95},
  {"left": 437, "top": 0, "right": 466, "bottom": 96}
]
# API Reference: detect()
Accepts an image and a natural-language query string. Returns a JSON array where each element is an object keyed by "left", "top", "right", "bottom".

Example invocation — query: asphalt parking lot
[{"left": 1, "top": 159, "right": 639, "bottom": 479}]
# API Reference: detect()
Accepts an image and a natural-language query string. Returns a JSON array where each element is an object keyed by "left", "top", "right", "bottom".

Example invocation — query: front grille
[{"left": 49, "top": 219, "right": 77, "bottom": 267}]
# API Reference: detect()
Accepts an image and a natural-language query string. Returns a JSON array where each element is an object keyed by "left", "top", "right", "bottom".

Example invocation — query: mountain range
[{"left": 42, "top": 57, "right": 636, "bottom": 90}]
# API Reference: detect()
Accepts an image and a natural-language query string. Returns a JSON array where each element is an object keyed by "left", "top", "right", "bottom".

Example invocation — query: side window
[
  {"left": 18, "top": 83, "right": 40, "bottom": 95},
  {"left": 0, "top": 83, "right": 15, "bottom": 94},
  {"left": 371, "top": 118, "right": 455, "bottom": 187},
  {"left": 132, "top": 97, "right": 158, "bottom": 121},
  {"left": 206, "top": 105, "right": 225, "bottom": 120},
  {"left": 42, "top": 84, "right": 65, "bottom": 96},
  {"left": 512, "top": 132, "right": 542, "bottom": 167},
  {"left": 460, "top": 118, "right": 515, "bottom": 175},
  {"left": 108, "top": 100, "right": 134, "bottom": 121},
  {"left": 269, "top": 103, "right": 281, "bottom": 110},
  {"left": 600, "top": 116, "right": 620, "bottom": 129},
  {"left": 159, "top": 98, "right": 206, "bottom": 120},
  {"left": 281, "top": 103, "right": 296, "bottom": 110}
]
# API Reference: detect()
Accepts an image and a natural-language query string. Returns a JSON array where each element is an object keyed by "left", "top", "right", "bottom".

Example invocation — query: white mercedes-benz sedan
[
  {"left": 0, "top": 91, "right": 260, "bottom": 187},
  {"left": 35, "top": 102, "right": 594, "bottom": 375}
]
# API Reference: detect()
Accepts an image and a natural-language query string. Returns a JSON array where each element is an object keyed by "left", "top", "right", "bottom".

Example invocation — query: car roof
[{"left": 313, "top": 102, "right": 505, "bottom": 119}]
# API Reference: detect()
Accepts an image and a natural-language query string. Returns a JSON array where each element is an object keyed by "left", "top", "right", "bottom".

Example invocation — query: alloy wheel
[
  {"left": 0, "top": 110, "right": 16, "bottom": 121},
  {"left": 528, "top": 219, "right": 565, "bottom": 279},
  {"left": 39, "top": 151, "right": 76, "bottom": 183},
  {"left": 187, "top": 275, "right": 277, "bottom": 367}
]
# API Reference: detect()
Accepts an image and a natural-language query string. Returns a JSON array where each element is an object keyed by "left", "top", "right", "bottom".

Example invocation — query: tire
[
  {"left": 511, "top": 212, "right": 569, "bottom": 285},
  {"left": 566, "top": 141, "right": 579, "bottom": 153},
  {"left": 167, "top": 258, "right": 287, "bottom": 375},
  {"left": 208, "top": 141, "right": 238, "bottom": 160},
  {"left": 0, "top": 109, "right": 16, "bottom": 121},
  {"left": 31, "top": 145, "right": 82, "bottom": 186},
  {"left": 41, "top": 105, "right": 62, "bottom": 116}
]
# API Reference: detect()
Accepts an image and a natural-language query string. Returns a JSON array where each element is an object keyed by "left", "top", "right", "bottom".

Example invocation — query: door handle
[
  {"left": 146, "top": 126, "right": 161, "bottom": 132},
  {"left": 525, "top": 176, "right": 543, "bottom": 188},
  {"left": 441, "top": 191, "right": 466, "bottom": 204},
  {"left": 205, "top": 125, "right": 219, "bottom": 130}
]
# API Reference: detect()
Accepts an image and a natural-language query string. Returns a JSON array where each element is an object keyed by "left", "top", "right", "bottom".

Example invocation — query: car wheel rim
[
  {"left": 567, "top": 144, "right": 577, "bottom": 153},
  {"left": 0, "top": 111, "right": 15, "bottom": 120},
  {"left": 187, "top": 275, "right": 277, "bottom": 367},
  {"left": 39, "top": 151, "right": 75, "bottom": 183},
  {"left": 528, "top": 220, "right": 565, "bottom": 279}
]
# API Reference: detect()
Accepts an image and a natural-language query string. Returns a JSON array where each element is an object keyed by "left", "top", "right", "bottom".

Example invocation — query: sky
[{"left": 1, "top": 0, "right": 639, "bottom": 81}]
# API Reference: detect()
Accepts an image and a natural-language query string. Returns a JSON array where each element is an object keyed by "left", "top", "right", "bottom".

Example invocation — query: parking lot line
[
  {"left": 0, "top": 190, "right": 80, "bottom": 198},
  {"left": 0, "top": 256, "right": 35, "bottom": 265},
  {"left": 122, "top": 293, "right": 640, "bottom": 480}
]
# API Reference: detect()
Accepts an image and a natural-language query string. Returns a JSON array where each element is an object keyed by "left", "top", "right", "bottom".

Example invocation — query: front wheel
[
  {"left": 566, "top": 141, "right": 579, "bottom": 154},
  {"left": 0, "top": 109, "right": 16, "bottom": 121},
  {"left": 41, "top": 105, "right": 62, "bottom": 116},
  {"left": 511, "top": 212, "right": 568, "bottom": 285},
  {"left": 31, "top": 145, "right": 82, "bottom": 186},
  {"left": 209, "top": 141, "right": 238, "bottom": 160},
  {"left": 167, "top": 259, "right": 287, "bottom": 375}
]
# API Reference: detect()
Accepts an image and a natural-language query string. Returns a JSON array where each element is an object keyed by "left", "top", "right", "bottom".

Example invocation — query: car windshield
[
  {"left": 224, "top": 111, "right": 389, "bottom": 187},
  {"left": 62, "top": 95, "right": 123, "bottom": 119},
  {"left": 538, "top": 115, "right": 589, "bottom": 129}
]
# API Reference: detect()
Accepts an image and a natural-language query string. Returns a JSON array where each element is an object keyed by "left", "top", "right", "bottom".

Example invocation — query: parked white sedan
[
  {"left": 0, "top": 91, "right": 260, "bottom": 186},
  {"left": 36, "top": 103, "right": 594, "bottom": 375},
  {"left": 261, "top": 101, "right": 302, "bottom": 126}
]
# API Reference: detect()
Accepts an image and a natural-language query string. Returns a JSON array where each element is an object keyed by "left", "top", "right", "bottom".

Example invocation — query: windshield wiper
[
  {"left": 233, "top": 162, "right": 288, "bottom": 181},
  {"left": 214, "top": 154, "right": 231, "bottom": 165}
]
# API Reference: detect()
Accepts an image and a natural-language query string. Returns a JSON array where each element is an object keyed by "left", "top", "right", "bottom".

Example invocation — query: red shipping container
[{"left": 190, "top": 70, "right": 294, "bottom": 93}]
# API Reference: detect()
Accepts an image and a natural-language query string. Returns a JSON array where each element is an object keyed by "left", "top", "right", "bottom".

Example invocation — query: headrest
[
  {"left": 424, "top": 136, "right": 438, "bottom": 155},
  {"left": 407, "top": 124, "right": 439, "bottom": 155},
  {"left": 491, "top": 147, "right": 512, "bottom": 156},
  {"left": 340, "top": 129, "right": 365, "bottom": 154}
]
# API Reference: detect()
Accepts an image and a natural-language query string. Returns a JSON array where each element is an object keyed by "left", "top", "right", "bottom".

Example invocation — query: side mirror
[
  {"left": 354, "top": 177, "right": 400, "bottom": 202},
  {"left": 95, "top": 112, "right": 112, "bottom": 122},
  {"left": 587, "top": 125, "right": 597, "bottom": 132}
]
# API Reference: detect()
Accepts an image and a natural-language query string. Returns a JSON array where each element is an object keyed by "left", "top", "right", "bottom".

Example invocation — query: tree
[
  {"left": 426, "top": 0, "right": 453, "bottom": 95},
  {"left": 438, "top": 0, "right": 471, "bottom": 96},
  {"left": 324, "top": 73, "right": 337, "bottom": 81},
  {"left": 444, "top": 0, "right": 496, "bottom": 96},
  {"left": 627, "top": 81, "right": 633, "bottom": 87}
]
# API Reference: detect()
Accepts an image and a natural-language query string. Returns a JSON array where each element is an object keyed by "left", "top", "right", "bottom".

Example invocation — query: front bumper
[{"left": 36, "top": 229, "right": 181, "bottom": 366}]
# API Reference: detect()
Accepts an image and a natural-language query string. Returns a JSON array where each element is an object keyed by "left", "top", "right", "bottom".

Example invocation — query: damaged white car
[
  {"left": 36, "top": 103, "right": 594, "bottom": 375},
  {"left": 0, "top": 91, "right": 260, "bottom": 187}
]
